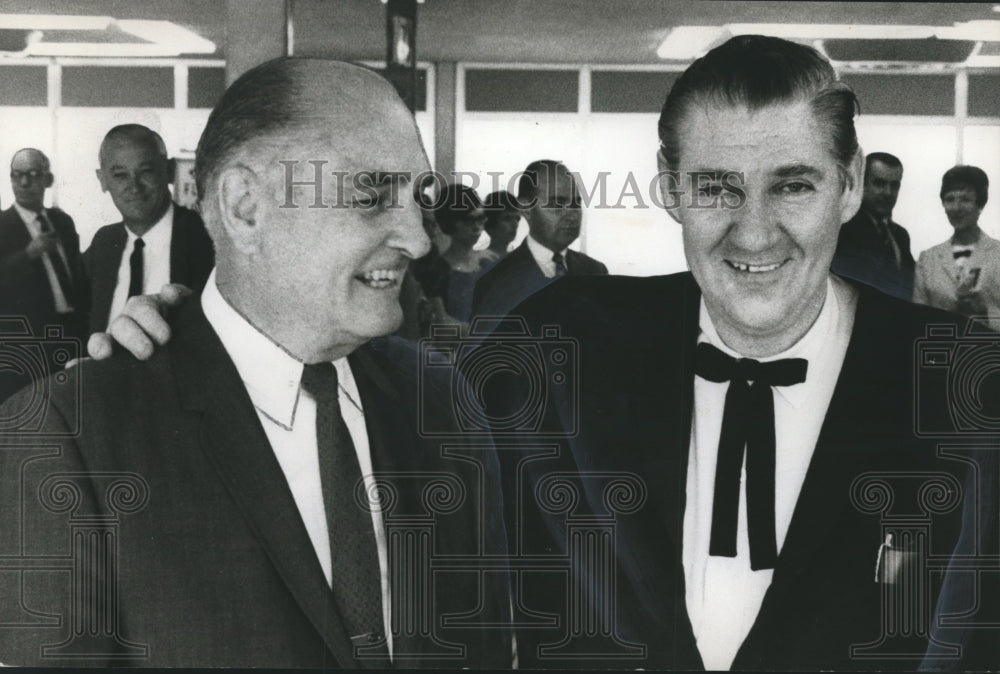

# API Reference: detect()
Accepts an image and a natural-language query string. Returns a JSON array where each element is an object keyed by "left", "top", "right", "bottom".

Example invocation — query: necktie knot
[
  {"left": 36, "top": 212, "right": 52, "bottom": 232},
  {"left": 301, "top": 361, "right": 337, "bottom": 402},
  {"left": 134, "top": 237, "right": 145, "bottom": 251},
  {"left": 695, "top": 342, "right": 807, "bottom": 387},
  {"left": 552, "top": 252, "right": 568, "bottom": 277}
]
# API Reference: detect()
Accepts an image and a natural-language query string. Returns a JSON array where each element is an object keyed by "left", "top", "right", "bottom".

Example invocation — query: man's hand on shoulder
[{"left": 87, "top": 284, "right": 192, "bottom": 361}]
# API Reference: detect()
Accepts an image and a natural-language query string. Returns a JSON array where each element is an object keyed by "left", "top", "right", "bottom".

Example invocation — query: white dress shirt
[
  {"left": 13, "top": 202, "right": 73, "bottom": 313},
  {"left": 525, "top": 234, "right": 568, "bottom": 278},
  {"left": 201, "top": 270, "right": 393, "bottom": 656},
  {"left": 107, "top": 203, "right": 174, "bottom": 328},
  {"left": 683, "top": 275, "right": 857, "bottom": 670}
]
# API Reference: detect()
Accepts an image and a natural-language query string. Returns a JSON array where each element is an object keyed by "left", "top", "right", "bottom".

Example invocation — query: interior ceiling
[{"left": 1, "top": 0, "right": 997, "bottom": 64}]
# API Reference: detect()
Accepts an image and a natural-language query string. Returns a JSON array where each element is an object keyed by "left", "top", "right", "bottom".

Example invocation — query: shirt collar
[
  {"left": 698, "top": 276, "right": 844, "bottom": 409},
  {"left": 201, "top": 269, "right": 360, "bottom": 430},
  {"left": 13, "top": 201, "right": 44, "bottom": 225},
  {"left": 526, "top": 234, "right": 567, "bottom": 267},
  {"left": 125, "top": 201, "right": 174, "bottom": 248}
]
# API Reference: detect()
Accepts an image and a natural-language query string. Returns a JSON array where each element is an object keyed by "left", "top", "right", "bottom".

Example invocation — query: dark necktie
[
  {"left": 36, "top": 213, "right": 73, "bottom": 299},
  {"left": 300, "top": 363, "right": 384, "bottom": 645},
  {"left": 553, "top": 252, "right": 568, "bottom": 277},
  {"left": 694, "top": 342, "right": 808, "bottom": 570},
  {"left": 128, "top": 238, "right": 145, "bottom": 298}
]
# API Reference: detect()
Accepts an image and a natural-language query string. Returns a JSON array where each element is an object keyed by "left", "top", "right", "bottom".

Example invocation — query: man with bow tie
[
  {"left": 832, "top": 152, "right": 916, "bottom": 301},
  {"left": 0, "top": 148, "right": 88, "bottom": 402},
  {"left": 496, "top": 36, "right": 997, "bottom": 670},
  {"left": 79, "top": 37, "right": 998, "bottom": 672}
]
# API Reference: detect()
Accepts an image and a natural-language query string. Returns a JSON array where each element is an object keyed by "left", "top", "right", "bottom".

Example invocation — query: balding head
[
  {"left": 197, "top": 56, "right": 431, "bottom": 363},
  {"left": 10, "top": 148, "right": 53, "bottom": 211},
  {"left": 95, "top": 124, "right": 172, "bottom": 234},
  {"left": 195, "top": 58, "right": 417, "bottom": 217},
  {"left": 99, "top": 124, "right": 168, "bottom": 168}
]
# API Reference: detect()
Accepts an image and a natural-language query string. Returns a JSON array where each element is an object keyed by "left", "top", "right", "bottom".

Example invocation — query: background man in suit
[
  {"left": 498, "top": 36, "right": 996, "bottom": 669},
  {"left": 86, "top": 124, "right": 213, "bottom": 334},
  {"left": 0, "top": 58, "right": 509, "bottom": 667},
  {"left": 471, "top": 159, "right": 607, "bottom": 318},
  {"left": 832, "top": 152, "right": 915, "bottom": 300},
  {"left": 0, "top": 148, "right": 87, "bottom": 402}
]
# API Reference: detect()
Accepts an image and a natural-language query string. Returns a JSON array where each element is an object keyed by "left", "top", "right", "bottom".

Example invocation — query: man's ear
[
  {"left": 839, "top": 148, "right": 864, "bottom": 224},
  {"left": 95, "top": 168, "right": 108, "bottom": 193},
  {"left": 217, "top": 164, "right": 262, "bottom": 256},
  {"left": 43, "top": 172, "right": 54, "bottom": 189},
  {"left": 656, "top": 148, "right": 682, "bottom": 225}
]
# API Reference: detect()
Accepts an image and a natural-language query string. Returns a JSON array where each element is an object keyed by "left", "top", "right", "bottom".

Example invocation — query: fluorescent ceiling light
[
  {"left": 10, "top": 16, "right": 216, "bottom": 57},
  {"left": 657, "top": 26, "right": 726, "bottom": 59},
  {"left": 117, "top": 20, "right": 216, "bottom": 53},
  {"left": 726, "top": 24, "right": 937, "bottom": 40},
  {"left": 0, "top": 13, "right": 113, "bottom": 31}
]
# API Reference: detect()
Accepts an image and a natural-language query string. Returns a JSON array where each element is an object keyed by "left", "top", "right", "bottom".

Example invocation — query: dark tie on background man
[
  {"left": 552, "top": 252, "right": 568, "bottom": 277},
  {"left": 694, "top": 342, "right": 808, "bottom": 571},
  {"left": 300, "top": 362, "right": 385, "bottom": 649},
  {"left": 36, "top": 212, "right": 73, "bottom": 299},
  {"left": 128, "top": 238, "right": 145, "bottom": 298}
]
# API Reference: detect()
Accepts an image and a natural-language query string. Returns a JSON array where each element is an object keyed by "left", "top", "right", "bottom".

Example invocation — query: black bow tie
[
  {"left": 953, "top": 249, "right": 973, "bottom": 259},
  {"left": 694, "top": 342, "right": 808, "bottom": 570}
]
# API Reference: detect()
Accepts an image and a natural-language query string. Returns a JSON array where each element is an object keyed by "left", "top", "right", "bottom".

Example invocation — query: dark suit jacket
[
  {"left": 496, "top": 272, "right": 996, "bottom": 670},
  {"left": 84, "top": 203, "right": 214, "bottom": 334},
  {"left": 0, "top": 206, "right": 88, "bottom": 338},
  {"left": 471, "top": 239, "right": 608, "bottom": 318},
  {"left": 0, "top": 300, "right": 510, "bottom": 668},
  {"left": 833, "top": 208, "right": 915, "bottom": 301}
]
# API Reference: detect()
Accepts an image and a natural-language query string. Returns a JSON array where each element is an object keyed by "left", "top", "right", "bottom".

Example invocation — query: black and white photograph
[{"left": 0, "top": 1, "right": 998, "bottom": 669}]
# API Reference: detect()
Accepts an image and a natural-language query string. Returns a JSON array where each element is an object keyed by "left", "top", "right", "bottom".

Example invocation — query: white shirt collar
[
  {"left": 526, "top": 234, "right": 567, "bottom": 266},
  {"left": 698, "top": 276, "right": 849, "bottom": 410},
  {"left": 200, "top": 269, "right": 362, "bottom": 430},
  {"left": 125, "top": 201, "right": 174, "bottom": 248},
  {"left": 13, "top": 201, "right": 45, "bottom": 225}
]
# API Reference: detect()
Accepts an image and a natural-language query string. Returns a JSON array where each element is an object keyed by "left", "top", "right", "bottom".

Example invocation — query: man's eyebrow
[{"left": 772, "top": 164, "right": 824, "bottom": 179}]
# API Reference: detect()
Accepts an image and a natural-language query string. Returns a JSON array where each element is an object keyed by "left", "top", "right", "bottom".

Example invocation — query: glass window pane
[
  {"left": 841, "top": 74, "right": 954, "bottom": 116},
  {"left": 465, "top": 70, "right": 577, "bottom": 112},
  {"left": 63, "top": 66, "right": 174, "bottom": 108},
  {"left": 0, "top": 66, "right": 47, "bottom": 106},
  {"left": 591, "top": 71, "right": 678, "bottom": 114}
]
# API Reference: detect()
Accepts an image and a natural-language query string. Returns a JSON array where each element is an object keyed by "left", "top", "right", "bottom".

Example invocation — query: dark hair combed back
[
  {"left": 866, "top": 152, "right": 902, "bottom": 172},
  {"left": 195, "top": 57, "right": 312, "bottom": 204},
  {"left": 940, "top": 165, "right": 989, "bottom": 207},
  {"left": 658, "top": 35, "right": 860, "bottom": 172},
  {"left": 517, "top": 159, "right": 565, "bottom": 206},
  {"left": 434, "top": 183, "right": 483, "bottom": 235}
]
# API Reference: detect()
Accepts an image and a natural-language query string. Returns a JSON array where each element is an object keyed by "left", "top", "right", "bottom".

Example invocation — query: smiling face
[
  {"left": 227, "top": 70, "right": 431, "bottom": 362},
  {"left": 667, "top": 100, "right": 861, "bottom": 357},
  {"left": 97, "top": 134, "right": 172, "bottom": 233},
  {"left": 942, "top": 186, "right": 982, "bottom": 234}
]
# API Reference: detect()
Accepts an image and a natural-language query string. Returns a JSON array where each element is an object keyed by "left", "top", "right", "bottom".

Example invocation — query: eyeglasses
[{"left": 11, "top": 170, "right": 47, "bottom": 182}]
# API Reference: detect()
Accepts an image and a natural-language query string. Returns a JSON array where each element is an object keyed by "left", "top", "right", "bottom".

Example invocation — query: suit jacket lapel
[
  {"left": 169, "top": 301, "right": 365, "bottom": 669},
  {"left": 639, "top": 275, "right": 701, "bottom": 564},
  {"left": 89, "top": 224, "right": 127, "bottom": 333}
]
